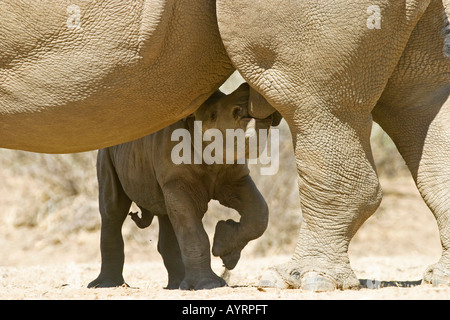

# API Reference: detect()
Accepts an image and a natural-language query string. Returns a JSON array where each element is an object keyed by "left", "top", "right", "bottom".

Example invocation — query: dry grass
[{"left": 0, "top": 150, "right": 98, "bottom": 232}]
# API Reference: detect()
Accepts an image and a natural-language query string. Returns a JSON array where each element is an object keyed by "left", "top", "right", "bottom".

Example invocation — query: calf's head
[{"left": 189, "top": 83, "right": 278, "bottom": 163}]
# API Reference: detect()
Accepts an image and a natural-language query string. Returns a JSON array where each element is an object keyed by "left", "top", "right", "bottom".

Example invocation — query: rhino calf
[{"left": 88, "top": 83, "right": 273, "bottom": 290}]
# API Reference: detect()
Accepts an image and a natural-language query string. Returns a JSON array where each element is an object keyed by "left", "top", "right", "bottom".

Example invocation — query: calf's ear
[
  {"left": 231, "top": 83, "right": 250, "bottom": 104},
  {"left": 271, "top": 111, "right": 283, "bottom": 127},
  {"left": 248, "top": 86, "right": 280, "bottom": 121}
]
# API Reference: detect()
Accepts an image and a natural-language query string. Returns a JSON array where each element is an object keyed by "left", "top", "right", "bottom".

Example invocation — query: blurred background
[{"left": 0, "top": 72, "right": 441, "bottom": 268}]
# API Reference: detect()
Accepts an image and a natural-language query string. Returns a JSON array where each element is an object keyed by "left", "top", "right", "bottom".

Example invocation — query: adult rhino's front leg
[{"left": 212, "top": 175, "right": 269, "bottom": 270}]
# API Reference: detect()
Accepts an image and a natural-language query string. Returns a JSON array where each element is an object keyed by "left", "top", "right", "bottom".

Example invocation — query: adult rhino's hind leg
[
  {"left": 374, "top": 94, "right": 450, "bottom": 287},
  {"left": 88, "top": 149, "right": 132, "bottom": 288},
  {"left": 259, "top": 113, "right": 382, "bottom": 291},
  {"left": 420, "top": 107, "right": 450, "bottom": 287},
  {"left": 372, "top": 0, "right": 450, "bottom": 286},
  {"left": 218, "top": 0, "right": 430, "bottom": 291}
]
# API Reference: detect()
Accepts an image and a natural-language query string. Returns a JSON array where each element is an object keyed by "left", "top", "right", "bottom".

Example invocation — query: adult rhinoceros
[{"left": 1, "top": 0, "right": 449, "bottom": 291}]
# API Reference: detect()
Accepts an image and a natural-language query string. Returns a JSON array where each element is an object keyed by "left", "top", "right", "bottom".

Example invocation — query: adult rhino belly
[{"left": 0, "top": 0, "right": 233, "bottom": 153}]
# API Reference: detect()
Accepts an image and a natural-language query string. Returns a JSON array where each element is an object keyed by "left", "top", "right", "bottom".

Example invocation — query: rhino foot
[
  {"left": 423, "top": 262, "right": 450, "bottom": 287},
  {"left": 179, "top": 273, "right": 227, "bottom": 290},
  {"left": 87, "top": 275, "right": 128, "bottom": 288},
  {"left": 219, "top": 250, "right": 241, "bottom": 270},
  {"left": 212, "top": 219, "right": 245, "bottom": 270},
  {"left": 258, "top": 261, "right": 359, "bottom": 292},
  {"left": 165, "top": 281, "right": 181, "bottom": 290},
  {"left": 164, "top": 275, "right": 184, "bottom": 290}
]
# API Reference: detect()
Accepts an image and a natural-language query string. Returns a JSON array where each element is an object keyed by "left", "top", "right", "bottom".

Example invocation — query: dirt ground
[
  {"left": 0, "top": 174, "right": 449, "bottom": 300},
  {"left": 1, "top": 255, "right": 449, "bottom": 300}
]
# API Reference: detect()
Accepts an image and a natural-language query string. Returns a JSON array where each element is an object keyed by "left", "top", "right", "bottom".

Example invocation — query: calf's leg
[
  {"left": 212, "top": 175, "right": 269, "bottom": 269},
  {"left": 157, "top": 214, "right": 185, "bottom": 289},
  {"left": 88, "top": 149, "right": 132, "bottom": 288},
  {"left": 162, "top": 181, "right": 226, "bottom": 290}
]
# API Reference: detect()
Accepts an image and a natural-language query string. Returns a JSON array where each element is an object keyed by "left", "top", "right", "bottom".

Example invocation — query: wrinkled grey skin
[
  {"left": 2, "top": 0, "right": 450, "bottom": 292},
  {"left": 0, "top": 0, "right": 235, "bottom": 153},
  {"left": 218, "top": 0, "right": 450, "bottom": 290},
  {"left": 88, "top": 84, "right": 271, "bottom": 290}
]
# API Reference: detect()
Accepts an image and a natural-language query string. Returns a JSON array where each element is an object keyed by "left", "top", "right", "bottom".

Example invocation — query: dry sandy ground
[
  {"left": 0, "top": 176, "right": 449, "bottom": 300},
  {"left": 1, "top": 255, "right": 449, "bottom": 300}
]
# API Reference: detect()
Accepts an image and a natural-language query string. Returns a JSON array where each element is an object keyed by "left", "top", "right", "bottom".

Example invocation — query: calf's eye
[{"left": 232, "top": 106, "right": 242, "bottom": 119}]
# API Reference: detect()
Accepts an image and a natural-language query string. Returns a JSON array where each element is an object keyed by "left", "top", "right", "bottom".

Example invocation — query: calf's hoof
[
  {"left": 165, "top": 277, "right": 183, "bottom": 290},
  {"left": 220, "top": 250, "right": 241, "bottom": 270},
  {"left": 179, "top": 274, "right": 227, "bottom": 290},
  {"left": 212, "top": 219, "right": 244, "bottom": 269},
  {"left": 87, "top": 275, "right": 128, "bottom": 288}
]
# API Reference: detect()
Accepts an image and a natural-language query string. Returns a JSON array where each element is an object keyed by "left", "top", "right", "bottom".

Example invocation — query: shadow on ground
[{"left": 359, "top": 279, "right": 423, "bottom": 289}]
